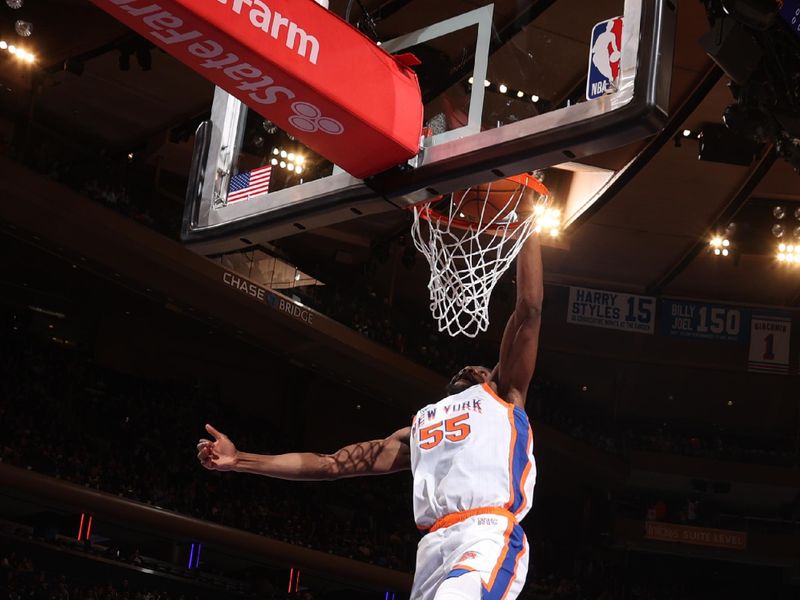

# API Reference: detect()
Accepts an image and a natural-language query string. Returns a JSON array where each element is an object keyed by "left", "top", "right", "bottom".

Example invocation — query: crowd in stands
[
  {"left": 12, "top": 131, "right": 179, "bottom": 236},
  {"left": 2, "top": 311, "right": 800, "bottom": 597},
  {"left": 0, "top": 326, "right": 417, "bottom": 572},
  {"left": 1, "top": 550, "right": 193, "bottom": 600}
]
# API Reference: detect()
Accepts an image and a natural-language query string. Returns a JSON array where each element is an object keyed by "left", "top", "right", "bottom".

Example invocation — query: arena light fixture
[
  {"left": 709, "top": 236, "right": 732, "bottom": 257},
  {"left": 516, "top": 90, "right": 524, "bottom": 98},
  {"left": 534, "top": 207, "right": 561, "bottom": 237},
  {"left": 776, "top": 243, "right": 800, "bottom": 265},
  {"left": 531, "top": 94, "right": 540, "bottom": 103},
  {"left": 682, "top": 129, "right": 692, "bottom": 137},
  {"left": 499, "top": 83, "right": 508, "bottom": 94}
]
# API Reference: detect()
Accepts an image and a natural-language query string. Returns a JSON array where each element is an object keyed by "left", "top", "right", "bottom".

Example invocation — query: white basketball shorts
[{"left": 410, "top": 509, "right": 529, "bottom": 600}]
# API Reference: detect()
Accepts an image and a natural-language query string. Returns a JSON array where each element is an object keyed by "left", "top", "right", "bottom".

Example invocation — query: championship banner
[
  {"left": 645, "top": 521, "right": 747, "bottom": 551},
  {"left": 567, "top": 286, "right": 655, "bottom": 334},
  {"left": 661, "top": 299, "right": 748, "bottom": 343},
  {"left": 91, "top": 0, "right": 423, "bottom": 179},
  {"left": 748, "top": 315, "right": 792, "bottom": 374}
]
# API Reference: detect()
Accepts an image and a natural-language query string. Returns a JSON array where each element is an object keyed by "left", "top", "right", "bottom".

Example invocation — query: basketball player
[{"left": 197, "top": 227, "right": 542, "bottom": 600}]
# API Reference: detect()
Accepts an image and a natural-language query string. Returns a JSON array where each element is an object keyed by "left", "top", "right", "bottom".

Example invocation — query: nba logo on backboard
[{"left": 586, "top": 17, "right": 624, "bottom": 101}]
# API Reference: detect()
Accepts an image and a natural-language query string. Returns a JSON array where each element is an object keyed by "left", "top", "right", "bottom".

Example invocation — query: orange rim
[{"left": 411, "top": 175, "right": 551, "bottom": 232}]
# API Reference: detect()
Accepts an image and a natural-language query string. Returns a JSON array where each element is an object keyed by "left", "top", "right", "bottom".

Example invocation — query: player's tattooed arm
[{"left": 197, "top": 424, "right": 411, "bottom": 481}]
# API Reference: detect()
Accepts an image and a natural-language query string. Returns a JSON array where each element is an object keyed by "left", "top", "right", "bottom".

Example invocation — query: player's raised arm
[
  {"left": 197, "top": 424, "right": 411, "bottom": 481},
  {"left": 494, "top": 220, "right": 544, "bottom": 408}
]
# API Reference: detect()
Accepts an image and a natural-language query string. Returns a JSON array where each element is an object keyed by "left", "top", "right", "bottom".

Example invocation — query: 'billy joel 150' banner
[
  {"left": 567, "top": 286, "right": 655, "bottom": 334},
  {"left": 748, "top": 315, "right": 791, "bottom": 374}
]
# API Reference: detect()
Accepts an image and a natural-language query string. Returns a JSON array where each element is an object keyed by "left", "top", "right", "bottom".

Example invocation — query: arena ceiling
[{"left": 1, "top": 0, "right": 800, "bottom": 316}]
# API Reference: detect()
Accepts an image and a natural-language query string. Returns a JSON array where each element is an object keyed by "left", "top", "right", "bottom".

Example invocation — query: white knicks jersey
[{"left": 410, "top": 383, "right": 536, "bottom": 529}]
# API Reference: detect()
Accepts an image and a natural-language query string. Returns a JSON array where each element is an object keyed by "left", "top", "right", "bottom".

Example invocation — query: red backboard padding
[{"left": 92, "top": 0, "right": 423, "bottom": 179}]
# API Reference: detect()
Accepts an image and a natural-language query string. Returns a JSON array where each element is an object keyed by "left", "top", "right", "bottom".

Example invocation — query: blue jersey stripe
[
  {"left": 508, "top": 407, "right": 531, "bottom": 514},
  {"left": 483, "top": 523, "right": 526, "bottom": 600},
  {"left": 446, "top": 567, "right": 474, "bottom": 580}
]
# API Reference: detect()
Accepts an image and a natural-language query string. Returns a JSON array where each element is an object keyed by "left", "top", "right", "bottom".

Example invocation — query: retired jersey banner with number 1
[
  {"left": 748, "top": 316, "right": 791, "bottom": 374},
  {"left": 567, "top": 286, "right": 655, "bottom": 334}
]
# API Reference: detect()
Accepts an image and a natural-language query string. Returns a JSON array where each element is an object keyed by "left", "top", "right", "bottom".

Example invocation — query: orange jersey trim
[
  {"left": 499, "top": 536, "right": 528, "bottom": 600},
  {"left": 480, "top": 383, "right": 518, "bottom": 511},
  {"left": 423, "top": 506, "right": 516, "bottom": 534},
  {"left": 514, "top": 426, "right": 534, "bottom": 516},
  {"left": 485, "top": 515, "right": 515, "bottom": 591},
  {"left": 481, "top": 382, "right": 506, "bottom": 406}
]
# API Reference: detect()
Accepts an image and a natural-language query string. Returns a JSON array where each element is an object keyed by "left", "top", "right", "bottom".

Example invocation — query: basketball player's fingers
[
  {"left": 197, "top": 441, "right": 210, "bottom": 451},
  {"left": 205, "top": 423, "right": 225, "bottom": 440}
]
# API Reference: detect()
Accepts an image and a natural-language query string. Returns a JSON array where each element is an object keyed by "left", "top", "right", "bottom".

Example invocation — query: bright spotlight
[
  {"left": 270, "top": 158, "right": 278, "bottom": 166},
  {"left": 272, "top": 148, "right": 279, "bottom": 155},
  {"left": 468, "top": 76, "right": 474, "bottom": 85},
  {"left": 778, "top": 253, "right": 786, "bottom": 261},
  {"left": 722, "top": 239, "right": 730, "bottom": 247},
  {"left": 8, "top": 44, "right": 16, "bottom": 54},
  {"left": 287, "top": 162, "right": 295, "bottom": 171},
  {"left": 714, "top": 248, "right": 721, "bottom": 256},
  {"left": 295, "top": 155, "right": 305, "bottom": 165},
  {"left": 499, "top": 84, "right": 508, "bottom": 94},
  {"left": 279, "top": 161, "right": 286, "bottom": 168},
  {"left": 295, "top": 164, "right": 303, "bottom": 173},
  {"left": 287, "top": 152, "right": 295, "bottom": 162},
  {"left": 722, "top": 249, "right": 729, "bottom": 256},
  {"left": 531, "top": 94, "right": 540, "bottom": 102},
  {"left": 682, "top": 129, "right": 692, "bottom": 137},
  {"left": 280, "top": 150, "right": 287, "bottom": 158},
  {"left": 0, "top": 41, "right": 7, "bottom": 50},
  {"left": 516, "top": 90, "right": 524, "bottom": 98},
  {"left": 484, "top": 79, "right": 491, "bottom": 87}
]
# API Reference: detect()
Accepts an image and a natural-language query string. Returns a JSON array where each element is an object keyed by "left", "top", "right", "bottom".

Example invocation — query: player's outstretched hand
[{"left": 197, "top": 424, "right": 239, "bottom": 471}]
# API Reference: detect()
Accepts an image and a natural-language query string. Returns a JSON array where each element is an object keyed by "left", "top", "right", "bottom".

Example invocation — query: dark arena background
[{"left": 2, "top": 1, "right": 800, "bottom": 599}]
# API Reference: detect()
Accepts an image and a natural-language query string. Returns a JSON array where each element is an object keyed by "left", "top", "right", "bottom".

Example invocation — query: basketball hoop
[{"left": 410, "top": 174, "right": 553, "bottom": 338}]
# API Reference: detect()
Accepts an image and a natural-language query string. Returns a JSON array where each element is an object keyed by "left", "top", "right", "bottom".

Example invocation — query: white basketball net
[{"left": 410, "top": 177, "right": 550, "bottom": 338}]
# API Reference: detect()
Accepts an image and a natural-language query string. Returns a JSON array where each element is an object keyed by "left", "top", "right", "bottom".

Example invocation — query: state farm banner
[
  {"left": 567, "top": 286, "right": 655, "bottom": 334},
  {"left": 92, "top": 0, "right": 422, "bottom": 178},
  {"left": 748, "top": 315, "right": 792, "bottom": 374},
  {"left": 645, "top": 521, "right": 747, "bottom": 551}
]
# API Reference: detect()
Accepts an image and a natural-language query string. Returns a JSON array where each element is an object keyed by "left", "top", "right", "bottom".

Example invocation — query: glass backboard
[{"left": 182, "top": 0, "right": 675, "bottom": 255}]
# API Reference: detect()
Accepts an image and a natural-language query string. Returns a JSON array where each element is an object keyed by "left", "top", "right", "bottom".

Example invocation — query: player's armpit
[{"left": 327, "top": 426, "right": 411, "bottom": 479}]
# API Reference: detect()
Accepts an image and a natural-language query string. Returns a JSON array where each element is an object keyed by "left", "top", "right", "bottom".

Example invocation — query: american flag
[{"left": 227, "top": 165, "right": 272, "bottom": 204}]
